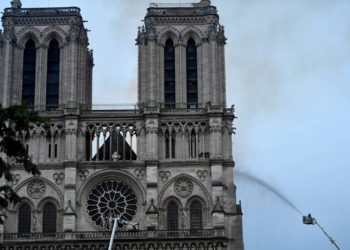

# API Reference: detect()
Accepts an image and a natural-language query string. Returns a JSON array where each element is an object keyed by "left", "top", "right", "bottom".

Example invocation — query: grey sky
[{"left": 1, "top": 0, "right": 350, "bottom": 249}]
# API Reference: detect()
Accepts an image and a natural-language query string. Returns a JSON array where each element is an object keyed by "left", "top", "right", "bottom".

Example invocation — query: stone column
[
  {"left": 1, "top": 40, "right": 15, "bottom": 107},
  {"left": 197, "top": 44, "right": 203, "bottom": 107},
  {"left": 209, "top": 36, "right": 218, "bottom": 105},
  {"left": 35, "top": 45, "right": 48, "bottom": 111},
  {"left": 211, "top": 160, "right": 225, "bottom": 228},
  {"left": 63, "top": 162, "right": 77, "bottom": 231},
  {"left": 148, "top": 38, "right": 156, "bottom": 107},
  {"left": 145, "top": 161, "right": 159, "bottom": 229},
  {"left": 209, "top": 117, "right": 223, "bottom": 159},
  {"left": 175, "top": 43, "right": 186, "bottom": 108},
  {"left": 145, "top": 117, "right": 159, "bottom": 160},
  {"left": 201, "top": 41, "right": 211, "bottom": 105}
]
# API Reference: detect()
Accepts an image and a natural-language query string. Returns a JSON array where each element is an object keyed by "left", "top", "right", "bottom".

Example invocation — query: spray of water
[{"left": 236, "top": 170, "right": 303, "bottom": 215}]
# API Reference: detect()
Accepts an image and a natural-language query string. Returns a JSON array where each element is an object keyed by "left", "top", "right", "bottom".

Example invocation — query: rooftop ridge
[{"left": 3, "top": 6, "right": 81, "bottom": 18}]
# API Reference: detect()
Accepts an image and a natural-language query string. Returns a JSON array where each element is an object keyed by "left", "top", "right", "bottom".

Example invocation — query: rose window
[{"left": 86, "top": 180, "right": 137, "bottom": 229}]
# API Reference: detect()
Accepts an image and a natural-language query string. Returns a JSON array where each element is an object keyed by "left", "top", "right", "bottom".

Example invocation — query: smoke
[{"left": 236, "top": 170, "right": 303, "bottom": 215}]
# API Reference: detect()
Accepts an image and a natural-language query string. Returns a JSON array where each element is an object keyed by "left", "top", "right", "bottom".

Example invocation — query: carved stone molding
[
  {"left": 7, "top": 174, "right": 21, "bottom": 186},
  {"left": 78, "top": 170, "right": 89, "bottom": 181},
  {"left": 134, "top": 169, "right": 146, "bottom": 180},
  {"left": 174, "top": 177, "right": 193, "bottom": 198},
  {"left": 27, "top": 180, "right": 46, "bottom": 199},
  {"left": 159, "top": 171, "right": 171, "bottom": 182},
  {"left": 196, "top": 170, "right": 209, "bottom": 182},
  {"left": 53, "top": 173, "right": 65, "bottom": 185}
]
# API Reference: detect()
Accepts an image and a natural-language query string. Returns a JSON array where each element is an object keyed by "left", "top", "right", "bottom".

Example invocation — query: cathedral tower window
[
  {"left": 46, "top": 39, "right": 60, "bottom": 110},
  {"left": 18, "top": 203, "right": 31, "bottom": 234},
  {"left": 189, "top": 130, "right": 197, "bottom": 159},
  {"left": 190, "top": 201, "right": 202, "bottom": 230},
  {"left": 165, "top": 130, "right": 176, "bottom": 159},
  {"left": 22, "top": 40, "right": 36, "bottom": 108},
  {"left": 186, "top": 39, "right": 198, "bottom": 108},
  {"left": 42, "top": 202, "right": 57, "bottom": 233},
  {"left": 167, "top": 201, "right": 178, "bottom": 230},
  {"left": 164, "top": 39, "right": 176, "bottom": 108}
]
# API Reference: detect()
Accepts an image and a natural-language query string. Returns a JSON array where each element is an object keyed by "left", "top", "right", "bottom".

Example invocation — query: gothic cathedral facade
[{"left": 0, "top": 0, "right": 243, "bottom": 249}]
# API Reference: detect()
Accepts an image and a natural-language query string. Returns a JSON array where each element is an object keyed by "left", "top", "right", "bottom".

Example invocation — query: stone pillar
[
  {"left": 35, "top": 45, "right": 48, "bottom": 111},
  {"left": 209, "top": 36, "right": 218, "bottom": 105},
  {"left": 63, "top": 162, "right": 77, "bottom": 231},
  {"left": 145, "top": 117, "right": 159, "bottom": 160},
  {"left": 201, "top": 41, "right": 211, "bottom": 105},
  {"left": 64, "top": 117, "right": 79, "bottom": 161},
  {"left": 217, "top": 42, "right": 226, "bottom": 107},
  {"left": 12, "top": 45, "right": 22, "bottom": 106},
  {"left": 197, "top": 43, "right": 203, "bottom": 107},
  {"left": 0, "top": 39, "right": 14, "bottom": 107},
  {"left": 209, "top": 117, "right": 223, "bottom": 159},
  {"left": 148, "top": 39, "right": 156, "bottom": 107},
  {"left": 211, "top": 160, "right": 224, "bottom": 228},
  {"left": 145, "top": 161, "right": 159, "bottom": 229},
  {"left": 137, "top": 29, "right": 148, "bottom": 106},
  {"left": 175, "top": 43, "right": 186, "bottom": 108}
]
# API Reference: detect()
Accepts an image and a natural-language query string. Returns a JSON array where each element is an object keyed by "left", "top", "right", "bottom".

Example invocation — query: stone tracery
[{"left": 86, "top": 179, "right": 138, "bottom": 230}]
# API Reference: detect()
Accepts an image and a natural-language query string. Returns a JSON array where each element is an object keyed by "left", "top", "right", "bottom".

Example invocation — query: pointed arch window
[
  {"left": 22, "top": 40, "right": 36, "bottom": 108},
  {"left": 165, "top": 130, "right": 176, "bottom": 159},
  {"left": 164, "top": 39, "right": 176, "bottom": 108},
  {"left": 190, "top": 201, "right": 202, "bottom": 230},
  {"left": 189, "top": 130, "right": 197, "bottom": 159},
  {"left": 46, "top": 39, "right": 60, "bottom": 110},
  {"left": 18, "top": 203, "right": 31, "bottom": 234},
  {"left": 167, "top": 201, "right": 178, "bottom": 230},
  {"left": 186, "top": 39, "right": 198, "bottom": 108},
  {"left": 42, "top": 202, "right": 57, "bottom": 233}
]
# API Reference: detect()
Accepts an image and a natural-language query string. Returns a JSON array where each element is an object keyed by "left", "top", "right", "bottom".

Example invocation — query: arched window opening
[
  {"left": 18, "top": 203, "right": 31, "bottom": 234},
  {"left": 164, "top": 39, "right": 176, "bottom": 108},
  {"left": 87, "top": 125, "right": 138, "bottom": 162},
  {"left": 42, "top": 202, "right": 57, "bottom": 233},
  {"left": 189, "top": 130, "right": 197, "bottom": 159},
  {"left": 167, "top": 202, "right": 178, "bottom": 230},
  {"left": 22, "top": 40, "right": 36, "bottom": 108},
  {"left": 165, "top": 130, "right": 176, "bottom": 159},
  {"left": 186, "top": 39, "right": 198, "bottom": 108},
  {"left": 190, "top": 201, "right": 202, "bottom": 230},
  {"left": 46, "top": 39, "right": 60, "bottom": 110}
]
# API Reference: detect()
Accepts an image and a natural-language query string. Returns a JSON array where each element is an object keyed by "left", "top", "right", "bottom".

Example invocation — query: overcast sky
[{"left": 1, "top": 0, "right": 350, "bottom": 249}]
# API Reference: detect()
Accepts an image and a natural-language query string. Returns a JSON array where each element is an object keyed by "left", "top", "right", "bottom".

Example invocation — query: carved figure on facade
[
  {"left": 7, "top": 174, "right": 21, "bottom": 186},
  {"left": 136, "top": 25, "right": 147, "bottom": 46},
  {"left": 196, "top": 170, "right": 209, "bottom": 182},
  {"left": 27, "top": 180, "right": 46, "bottom": 199},
  {"left": 78, "top": 170, "right": 89, "bottom": 181},
  {"left": 134, "top": 169, "right": 146, "bottom": 180},
  {"left": 53, "top": 173, "right": 65, "bottom": 185},
  {"left": 159, "top": 171, "right": 171, "bottom": 182},
  {"left": 174, "top": 177, "right": 193, "bottom": 198}
]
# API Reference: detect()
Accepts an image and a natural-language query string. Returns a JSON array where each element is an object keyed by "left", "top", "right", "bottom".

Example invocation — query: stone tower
[
  {"left": 0, "top": 1, "right": 243, "bottom": 249},
  {"left": 0, "top": 0, "right": 93, "bottom": 111}
]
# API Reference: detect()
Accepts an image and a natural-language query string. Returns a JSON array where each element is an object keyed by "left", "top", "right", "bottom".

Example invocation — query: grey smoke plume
[{"left": 236, "top": 170, "right": 303, "bottom": 215}]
